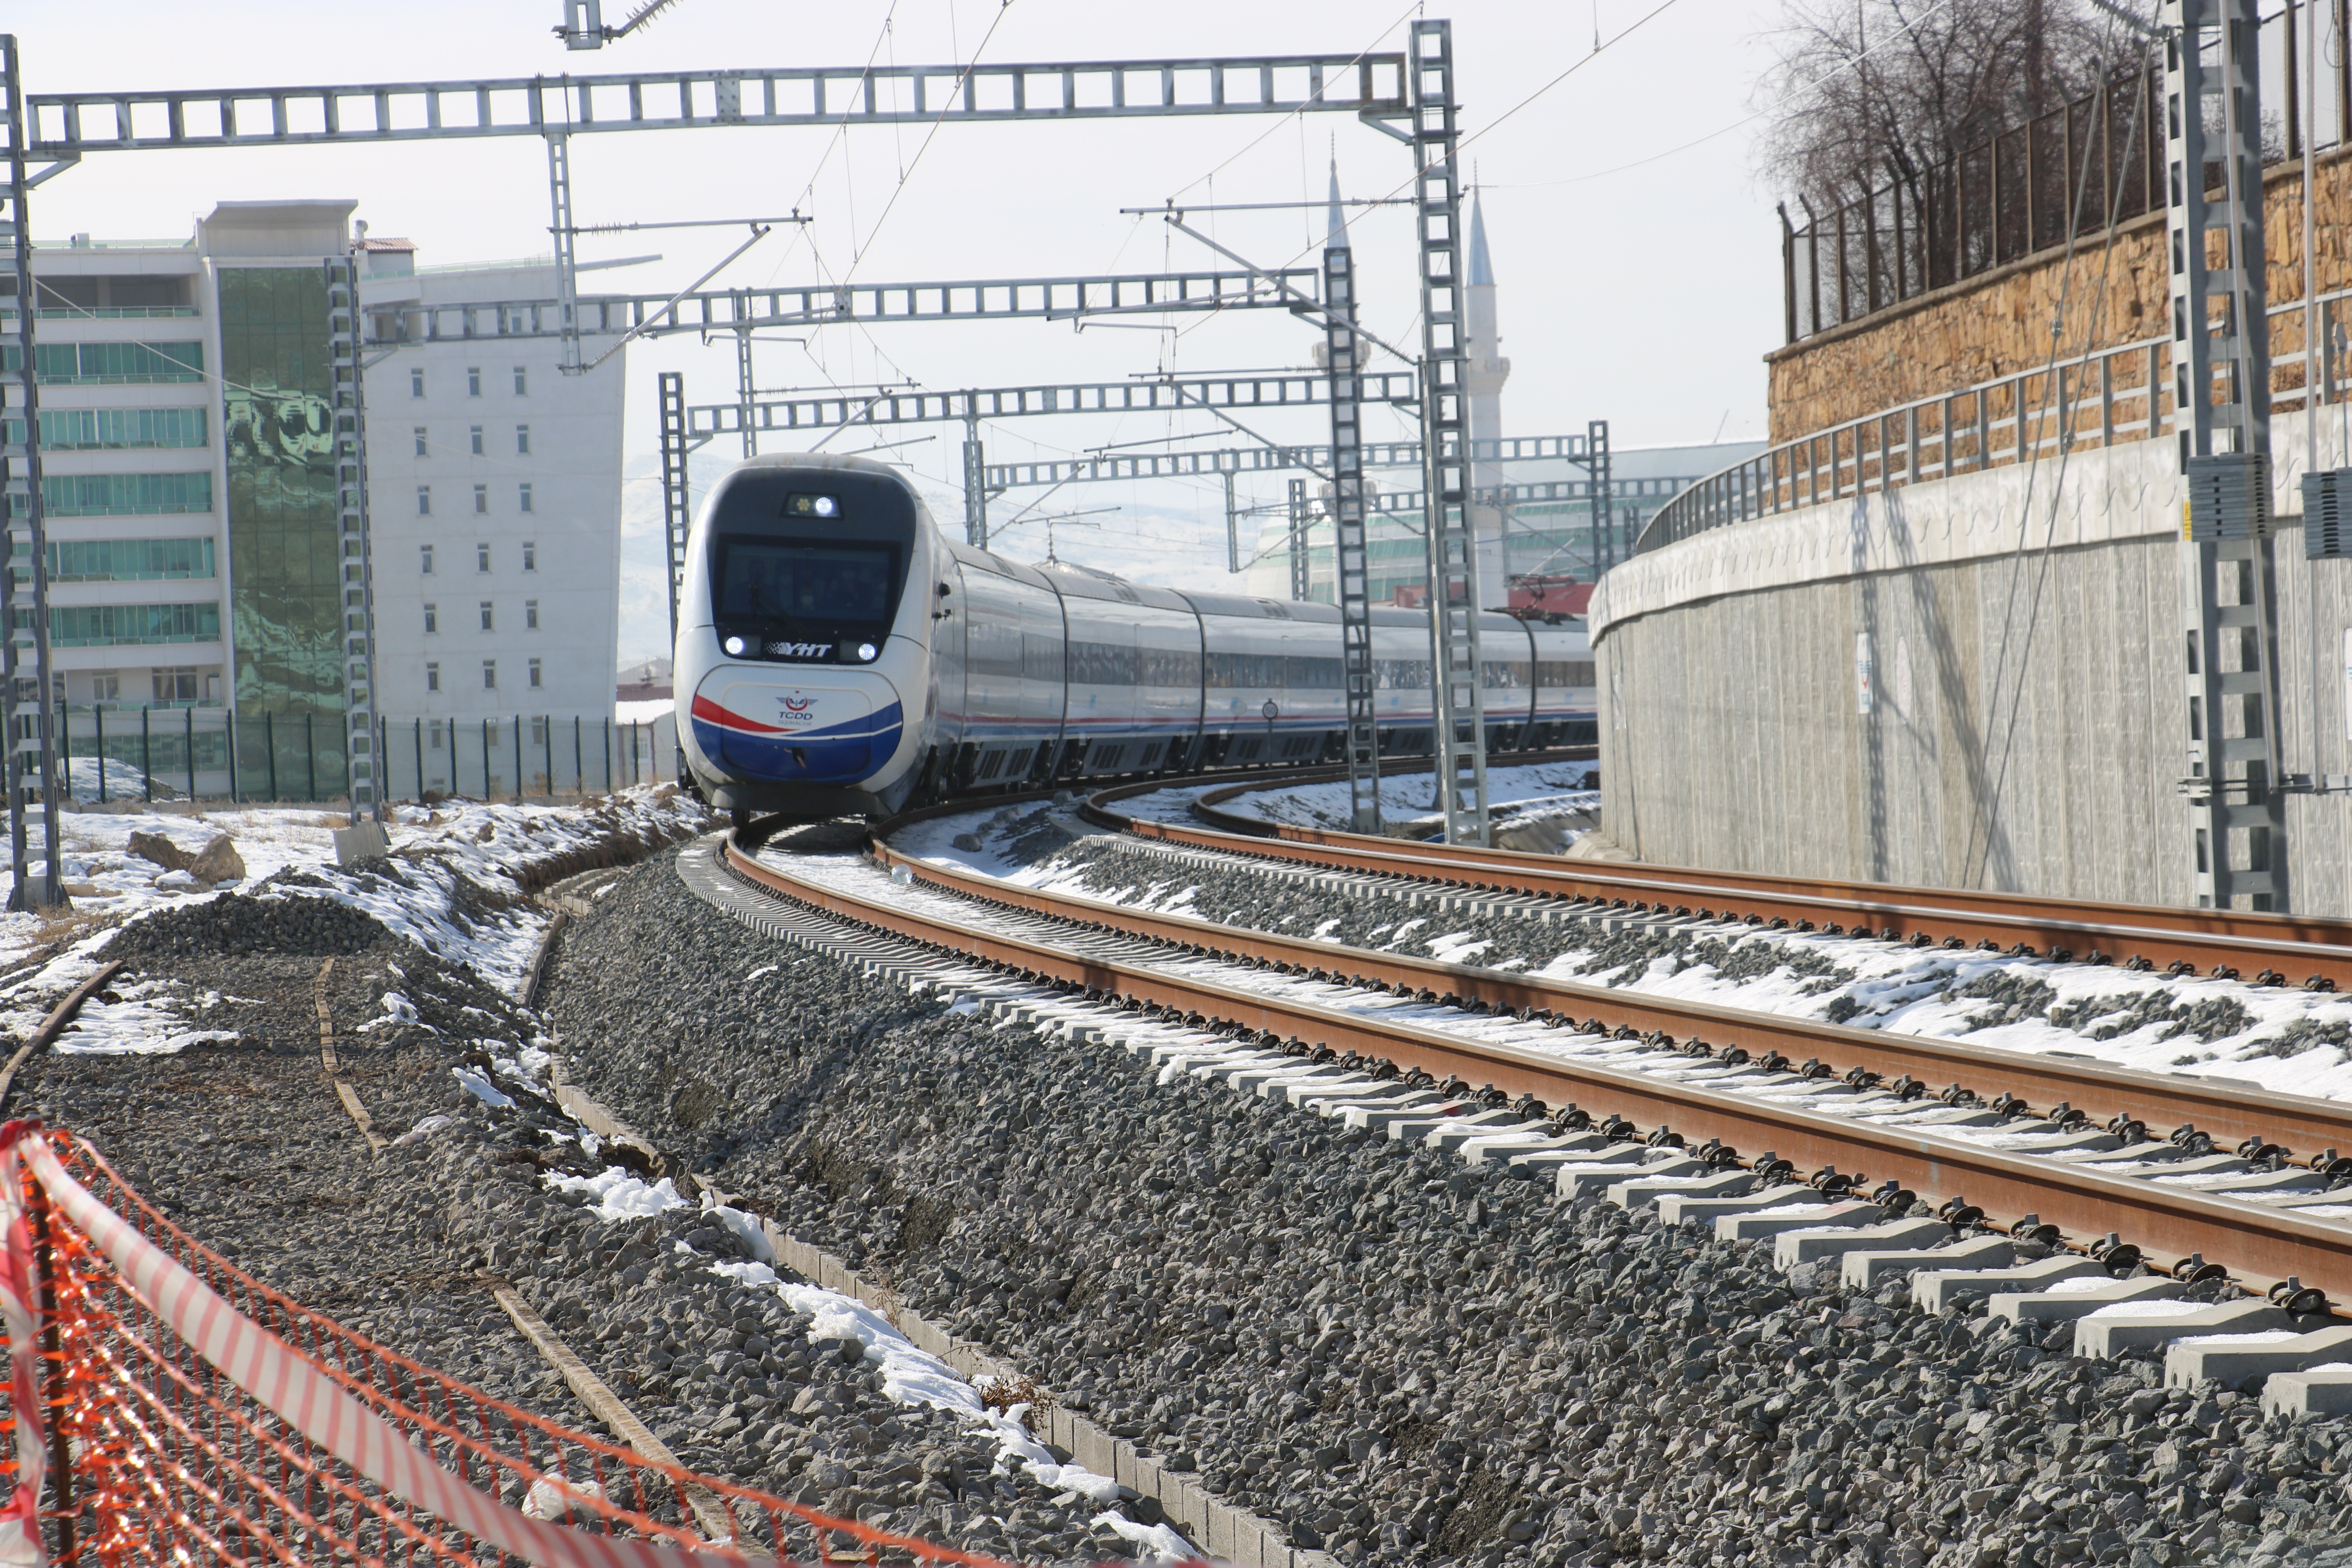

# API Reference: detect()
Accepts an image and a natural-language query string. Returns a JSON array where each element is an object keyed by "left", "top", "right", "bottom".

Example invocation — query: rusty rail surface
[
  {"left": 1084, "top": 776, "right": 2352, "bottom": 993},
  {"left": 725, "top": 831, "right": 2352, "bottom": 1308}
]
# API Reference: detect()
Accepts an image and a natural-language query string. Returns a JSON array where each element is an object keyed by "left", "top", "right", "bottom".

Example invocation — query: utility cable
[{"left": 1959, "top": 8, "right": 2160, "bottom": 889}]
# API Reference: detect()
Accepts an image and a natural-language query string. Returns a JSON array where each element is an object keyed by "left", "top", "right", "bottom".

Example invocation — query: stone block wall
[{"left": 1768, "top": 147, "right": 2352, "bottom": 443}]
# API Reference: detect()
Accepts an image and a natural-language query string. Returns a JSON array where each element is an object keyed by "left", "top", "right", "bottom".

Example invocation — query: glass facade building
[{"left": 218, "top": 266, "right": 344, "bottom": 724}]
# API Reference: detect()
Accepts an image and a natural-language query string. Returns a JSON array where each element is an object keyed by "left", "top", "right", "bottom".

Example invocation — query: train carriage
[{"left": 677, "top": 453, "right": 1595, "bottom": 819}]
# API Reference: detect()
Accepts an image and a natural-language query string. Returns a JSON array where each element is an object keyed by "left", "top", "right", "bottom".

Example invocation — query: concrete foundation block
[
  {"left": 1910, "top": 1255, "right": 2102, "bottom": 1312},
  {"left": 1654, "top": 1183, "right": 1824, "bottom": 1227},
  {"left": 1843, "top": 1235, "right": 2014, "bottom": 1290},
  {"left": 1425, "top": 1116, "right": 1544, "bottom": 1152},
  {"left": 1461, "top": 1132, "right": 1595, "bottom": 1165},
  {"left": 2075, "top": 1300, "right": 2291, "bottom": 1358},
  {"left": 332, "top": 820, "right": 391, "bottom": 865},
  {"left": 1989, "top": 1276, "right": 2183, "bottom": 1325},
  {"left": 1605, "top": 1169, "right": 1760, "bottom": 1209},
  {"left": 2167, "top": 1324, "right": 2352, "bottom": 1388},
  {"left": 1559, "top": 1156, "right": 1704, "bottom": 1201},
  {"left": 1714, "top": 1199, "right": 1881, "bottom": 1243},
  {"left": 2262, "top": 1365, "right": 2352, "bottom": 1418},
  {"left": 1774, "top": 1218, "right": 1951, "bottom": 1270}
]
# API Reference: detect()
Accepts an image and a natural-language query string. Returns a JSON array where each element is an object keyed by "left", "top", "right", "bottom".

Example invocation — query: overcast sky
[{"left": 20, "top": 0, "right": 1790, "bottom": 661}]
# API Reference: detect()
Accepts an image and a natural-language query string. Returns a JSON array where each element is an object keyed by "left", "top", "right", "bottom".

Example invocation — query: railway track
[
  {"left": 1085, "top": 766, "right": 2352, "bottom": 993},
  {"left": 711, "top": 815, "right": 2352, "bottom": 1338}
]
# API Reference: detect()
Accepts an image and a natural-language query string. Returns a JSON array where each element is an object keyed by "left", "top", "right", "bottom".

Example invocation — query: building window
[
  {"left": 429, "top": 717, "right": 444, "bottom": 747},
  {"left": 420, "top": 544, "right": 434, "bottom": 575},
  {"left": 528, "top": 657, "right": 543, "bottom": 689},
  {"left": 518, "top": 483, "right": 533, "bottom": 514},
  {"left": 473, "top": 483, "right": 488, "bottom": 514},
  {"left": 479, "top": 601, "right": 494, "bottom": 632},
  {"left": 469, "top": 425, "right": 484, "bottom": 456},
  {"left": 151, "top": 667, "right": 200, "bottom": 704},
  {"left": 524, "top": 599, "right": 539, "bottom": 630},
  {"left": 530, "top": 715, "right": 548, "bottom": 745},
  {"left": 476, "top": 542, "right": 490, "bottom": 573},
  {"left": 522, "top": 541, "right": 537, "bottom": 572},
  {"left": 483, "top": 660, "right": 497, "bottom": 690},
  {"left": 467, "top": 367, "right": 481, "bottom": 397},
  {"left": 515, "top": 424, "right": 530, "bottom": 455},
  {"left": 513, "top": 366, "right": 527, "bottom": 395},
  {"left": 423, "top": 604, "right": 438, "bottom": 634},
  {"left": 426, "top": 663, "right": 441, "bottom": 694},
  {"left": 92, "top": 673, "right": 120, "bottom": 703},
  {"left": 417, "top": 486, "right": 431, "bottom": 516},
  {"left": 40, "top": 472, "right": 213, "bottom": 516},
  {"left": 410, "top": 367, "right": 424, "bottom": 398},
  {"left": 412, "top": 426, "right": 427, "bottom": 457},
  {"left": 50, "top": 604, "right": 220, "bottom": 648}
]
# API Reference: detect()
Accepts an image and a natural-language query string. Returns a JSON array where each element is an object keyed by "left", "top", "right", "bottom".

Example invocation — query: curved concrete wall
[{"left": 1589, "top": 412, "right": 2352, "bottom": 915}]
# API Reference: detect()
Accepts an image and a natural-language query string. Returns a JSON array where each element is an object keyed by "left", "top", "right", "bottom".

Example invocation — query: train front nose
[{"left": 690, "top": 667, "right": 905, "bottom": 785}]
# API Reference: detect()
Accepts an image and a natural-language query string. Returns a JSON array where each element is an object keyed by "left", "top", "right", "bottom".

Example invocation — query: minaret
[{"left": 1464, "top": 190, "right": 1511, "bottom": 610}]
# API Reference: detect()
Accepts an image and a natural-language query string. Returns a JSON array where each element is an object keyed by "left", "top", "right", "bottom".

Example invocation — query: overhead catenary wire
[{"left": 1958, "top": 4, "right": 2162, "bottom": 890}]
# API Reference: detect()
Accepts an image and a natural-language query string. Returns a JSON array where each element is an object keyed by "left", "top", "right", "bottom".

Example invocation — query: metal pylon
[
  {"left": 1587, "top": 418, "right": 1614, "bottom": 572},
  {"left": 734, "top": 321, "right": 757, "bottom": 458},
  {"left": 544, "top": 120, "right": 583, "bottom": 374},
  {"left": 1323, "top": 230, "right": 1378, "bottom": 832},
  {"left": 659, "top": 370, "right": 691, "bottom": 648},
  {"left": 2167, "top": 0, "right": 2284, "bottom": 909},
  {"left": 1408, "top": 18, "right": 1488, "bottom": 846},
  {"left": 962, "top": 411, "right": 988, "bottom": 547},
  {"left": 1287, "top": 478, "right": 1310, "bottom": 600},
  {"left": 325, "top": 254, "right": 383, "bottom": 824},
  {"left": 0, "top": 37, "right": 59, "bottom": 908}
]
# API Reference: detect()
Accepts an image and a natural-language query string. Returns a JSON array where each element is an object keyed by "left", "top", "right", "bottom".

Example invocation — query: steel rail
[
  {"left": 719, "top": 831, "right": 2352, "bottom": 1305},
  {"left": 863, "top": 833, "right": 2352, "bottom": 1164},
  {"left": 1081, "top": 773, "right": 2352, "bottom": 992}
]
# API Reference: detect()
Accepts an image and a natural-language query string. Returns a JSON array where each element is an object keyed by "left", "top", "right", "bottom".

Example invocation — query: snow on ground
[
  {"left": 0, "top": 785, "right": 704, "bottom": 1060},
  {"left": 465, "top": 1035, "right": 1201, "bottom": 1562},
  {"left": 1198, "top": 760, "right": 1599, "bottom": 837},
  {"left": 895, "top": 762, "right": 1602, "bottom": 891},
  {"left": 897, "top": 769, "right": 2352, "bottom": 1108}
]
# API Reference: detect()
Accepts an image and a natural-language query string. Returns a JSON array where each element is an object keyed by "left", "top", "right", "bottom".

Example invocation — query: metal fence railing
[
  {"left": 1636, "top": 283, "right": 2352, "bottom": 558},
  {"left": 1784, "top": 1, "right": 2349, "bottom": 344},
  {"left": 49, "top": 706, "right": 678, "bottom": 806}
]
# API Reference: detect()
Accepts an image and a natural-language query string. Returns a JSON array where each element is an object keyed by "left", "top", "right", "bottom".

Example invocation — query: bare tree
[{"left": 1755, "top": 0, "right": 2111, "bottom": 204}]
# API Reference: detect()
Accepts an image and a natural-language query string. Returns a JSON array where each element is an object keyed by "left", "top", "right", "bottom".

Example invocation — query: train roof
[{"left": 1034, "top": 561, "right": 1193, "bottom": 613}]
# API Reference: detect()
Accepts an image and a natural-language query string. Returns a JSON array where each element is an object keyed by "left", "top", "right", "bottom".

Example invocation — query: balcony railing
[{"left": 1636, "top": 286, "right": 2352, "bottom": 557}]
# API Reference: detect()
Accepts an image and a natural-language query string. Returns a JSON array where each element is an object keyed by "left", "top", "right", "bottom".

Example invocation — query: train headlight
[
  {"left": 855, "top": 642, "right": 879, "bottom": 662},
  {"left": 786, "top": 494, "right": 840, "bottom": 518},
  {"left": 723, "top": 635, "right": 747, "bottom": 657}
]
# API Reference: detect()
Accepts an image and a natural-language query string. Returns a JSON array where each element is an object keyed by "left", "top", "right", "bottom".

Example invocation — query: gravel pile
[{"left": 555, "top": 843, "right": 2352, "bottom": 1568}]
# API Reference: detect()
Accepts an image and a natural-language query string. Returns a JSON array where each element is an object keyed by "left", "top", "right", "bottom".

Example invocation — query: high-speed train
[{"left": 676, "top": 453, "right": 1596, "bottom": 819}]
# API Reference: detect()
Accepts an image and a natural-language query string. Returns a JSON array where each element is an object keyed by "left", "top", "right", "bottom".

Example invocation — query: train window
[
  {"left": 715, "top": 537, "right": 899, "bottom": 624},
  {"left": 1069, "top": 641, "right": 1140, "bottom": 685},
  {"left": 1140, "top": 646, "right": 1202, "bottom": 687},
  {"left": 1536, "top": 659, "right": 1597, "bottom": 686}
]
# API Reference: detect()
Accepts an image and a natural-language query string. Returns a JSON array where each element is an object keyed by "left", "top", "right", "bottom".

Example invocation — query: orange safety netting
[{"left": 0, "top": 1122, "right": 1049, "bottom": 1567}]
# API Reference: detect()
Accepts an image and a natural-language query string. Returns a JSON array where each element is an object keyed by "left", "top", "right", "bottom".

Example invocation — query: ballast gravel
[
  {"left": 19, "top": 833, "right": 1157, "bottom": 1566},
  {"left": 552, "top": 840, "right": 2352, "bottom": 1568}
]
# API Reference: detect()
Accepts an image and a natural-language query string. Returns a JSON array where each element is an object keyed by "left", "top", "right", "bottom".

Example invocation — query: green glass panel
[
  {"left": 45, "top": 537, "right": 215, "bottom": 583},
  {"left": 50, "top": 601, "right": 221, "bottom": 647},
  {"left": 38, "top": 471, "right": 212, "bottom": 516},
  {"left": 11, "top": 407, "right": 209, "bottom": 449},
  {"left": 219, "top": 268, "right": 341, "bottom": 719}
]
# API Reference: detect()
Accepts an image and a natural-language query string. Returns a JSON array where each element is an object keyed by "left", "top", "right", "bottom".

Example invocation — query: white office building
[
  {"left": 10, "top": 201, "right": 631, "bottom": 802},
  {"left": 359, "top": 242, "right": 628, "bottom": 796}
]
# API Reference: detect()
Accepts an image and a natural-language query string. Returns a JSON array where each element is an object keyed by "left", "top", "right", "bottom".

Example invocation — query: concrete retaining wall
[{"left": 1590, "top": 411, "right": 2352, "bottom": 913}]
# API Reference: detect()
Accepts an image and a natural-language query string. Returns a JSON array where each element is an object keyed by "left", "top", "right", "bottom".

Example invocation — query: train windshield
[{"left": 715, "top": 539, "right": 899, "bottom": 626}]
